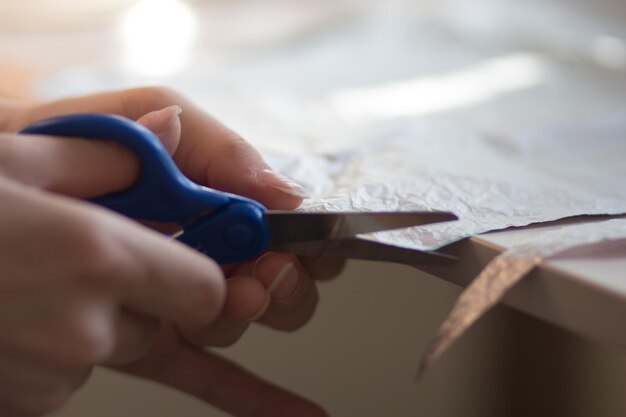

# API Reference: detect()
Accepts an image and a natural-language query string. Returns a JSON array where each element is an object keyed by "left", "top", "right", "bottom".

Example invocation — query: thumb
[
  {"left": 0, "top": 107, "right": 182, "bottom": 198},
  {"left": 136, "top": 105, "right": 182, "bottom": 155}
]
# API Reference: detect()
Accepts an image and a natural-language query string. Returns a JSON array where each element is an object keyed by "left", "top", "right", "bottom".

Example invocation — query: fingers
[
  {"left": 202, "top": 253, "right": 345, "bottom": 346},
  {"left": 174, "top": 99, "right": 308, "bottom": 209},
  {"left": 1, "top": 173, "right": 227, "bottom": 331},
  {"left": 105, "top": 308, "right": 160, "bottom": 365},
  {"left": 299, "top": 256, "right": 346, "bottom": 281},
  {"left": 0, "top": 132, "right": 139, "bottom": 198},
  {"left": 100, "top": 212, "right": 227, "bottom": 330},
  {"left": 0, "top": 178, "right": 231, "bottom": 415},
  {"left": 248, "top": 253, "right": 345, "bottom": 330},
  {"left": 117, "top": 325, "right": 327, "bottom": 417},
  {"left": 0, "top": 105, "right": 183, "bottom": 198},
  {"left": 252, "top": 254, "right": 319, "bottom": 331},
  {"left": 0, "top": 179, "right": 226, "bottom": 361},
  {"left": 181, "top": 276, "right": 269, "bottom": 347},
  {"left": 189, "top": 253, "right": 316, "bottom": 347},
  {"left": 11, "top": 87, "right": 308, "bottom": 209}
]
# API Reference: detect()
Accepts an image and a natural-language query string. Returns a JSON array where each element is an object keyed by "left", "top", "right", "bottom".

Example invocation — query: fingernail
[
  {"left": 170, "top": 104, "right": 183, "bottom": 114},
  {"left": 268, "top": 262, "right": 300, "bottom": 299},
  {"left": 165, "top": 104, "right": 183, "bottom": 115},
  {"left": 137, "top": 105, "right": 183, "bottom": 155},
  {"left": 159, "top": 105, "right": 183, "bottom": 133},
  {"left": 152, "top": 105, "right": 182, "bottom": 123},
  {"left": 258, "top": 169, "right": 309, "bottom": 198},
  {"left": 255, "top": 256, "right": 301, "bottom": 300}
]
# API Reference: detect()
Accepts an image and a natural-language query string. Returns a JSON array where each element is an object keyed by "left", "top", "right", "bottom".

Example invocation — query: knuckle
[
  {"left": 65, "top": 216, "right": 135, "bottom": 289},
  {"left": 211, "top": 134, "right": 262, "bottom": 183},
  {"left": 143, "top": 85, "right": 182, "bottom": 103},
  {"left": 223, "top": 133, "right": 257, "bottom": 163},
  {"left": 71, "top": 312, "right": 116, "bottom": 365},
  {"left": 48, "top": 299, "right": 117, "bottom": 366},
  {"left": 124, "top": 86, "right": 185, "bottom": 115},
  {"left": 75, "top": 330, "right": 115, "bottom": 365}
]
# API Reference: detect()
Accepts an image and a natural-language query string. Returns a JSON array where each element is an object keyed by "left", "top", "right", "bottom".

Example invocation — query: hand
[
  {"left": 6, "top": 88, "right": 344, "bottom": 337},
  {"left": 1, "top": 88, "right": 343, "bottom": 416},
  {"left": 0, "top": 154, "right": 226, "bottom": 415}
]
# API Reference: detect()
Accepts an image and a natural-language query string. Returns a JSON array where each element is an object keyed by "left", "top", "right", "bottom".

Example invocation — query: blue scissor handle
[{"left": 20, "top": 113, "right": 269, "bottom": 264}]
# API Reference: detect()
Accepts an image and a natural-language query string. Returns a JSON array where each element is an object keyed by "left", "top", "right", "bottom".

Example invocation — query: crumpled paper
[
  {"left": 265, "top": 104, "right": 626, "bottom": 375},
  {"left": 269, "top": 115, "right": 626, "bottom": 251},
  {"left": 417, "top": 218, "right": 626, "bottom": 376}
]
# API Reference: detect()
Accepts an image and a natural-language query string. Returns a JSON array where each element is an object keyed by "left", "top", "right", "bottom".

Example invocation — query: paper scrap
[{"left": 417, "top": 218, "right": 626, "bottom": 376}]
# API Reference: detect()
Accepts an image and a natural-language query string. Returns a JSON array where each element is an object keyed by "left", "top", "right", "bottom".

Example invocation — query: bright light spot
[
  {"left": 120, "top": 0, "right": 196, "bottom": 77},
  {"left": 329, "top": 53, "right": 546, "bottom": 121},
  {"left": 591, "top": 36, "right": 626, "bottom": 70}
]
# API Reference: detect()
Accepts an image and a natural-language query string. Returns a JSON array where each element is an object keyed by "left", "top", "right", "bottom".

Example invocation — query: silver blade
[
  {"left": 269, "top": 237, "right": 457, "bottom": 265},
  {"left": 265, "top": 211, "right": 457, "bottom": 246}
]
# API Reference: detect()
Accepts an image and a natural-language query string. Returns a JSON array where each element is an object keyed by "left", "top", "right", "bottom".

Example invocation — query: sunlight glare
[
  {"left": 329, "top": 53, "right": 546, "bottom": 121},
  {"left": 120, "top": 0, "right": 197, "bottom": 77},
  {"left": 591, "top": 36, "right": 626, "bottom": 70}
]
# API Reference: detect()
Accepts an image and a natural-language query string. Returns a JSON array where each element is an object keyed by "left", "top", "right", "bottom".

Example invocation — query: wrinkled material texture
[
  {"left": 35, "top": 3, "right": 626, "bottom": 252},
  {"left": 39, "top": 66, "right": 626, "bottom": 250},
  {"left": 267, "top": 113, "right": 626, "bottom": 251},
  {"left": 417, "top": 218, "right": 626, "bottom": 375}
]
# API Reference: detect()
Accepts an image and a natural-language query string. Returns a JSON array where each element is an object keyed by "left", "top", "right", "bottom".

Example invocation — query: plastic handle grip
[
  {"left": 21, "top": 113, "right": 234, "bottom": 223},
  {"left": 20, "top": 113, "right": 269, "bottom": 263}
]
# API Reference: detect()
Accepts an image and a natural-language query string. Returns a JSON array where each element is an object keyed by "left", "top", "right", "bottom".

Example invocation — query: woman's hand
[
  {"left": 0, "top": 164, "right": 227, "bottom": 416},
  {"left": 6, "top": 88, "right": 344, "bottom": 339},
  {"left": 0, "top": 89, "right": 343, "bottom": 416}
]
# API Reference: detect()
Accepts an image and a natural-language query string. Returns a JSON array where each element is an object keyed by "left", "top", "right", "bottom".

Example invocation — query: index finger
[
  {"left": 0, "top": 177, "right": 227, "bottom": 357},
  {"left": 56, "top": 194, "right": 228, "bottom": 329},
  {"left": 16, "top": 87, "right": 308, "bottom": 210}
]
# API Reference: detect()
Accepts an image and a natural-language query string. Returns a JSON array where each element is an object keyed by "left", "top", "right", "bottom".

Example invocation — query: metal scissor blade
[
  {"left": 269, "top": 237, "right": 457, "bottom": 265},
  {"left": 265, "top": 211, "right": 457, "bottom": 246}
]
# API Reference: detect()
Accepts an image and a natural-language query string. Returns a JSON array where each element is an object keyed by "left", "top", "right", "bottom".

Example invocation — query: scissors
[{"left": 20, "top": 114, "right": 458, "bottom": 266}]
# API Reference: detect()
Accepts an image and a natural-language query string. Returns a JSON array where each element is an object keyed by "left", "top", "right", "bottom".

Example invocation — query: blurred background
[{"left": 1, "top": 0, "right": 625, "bottom": 416}]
